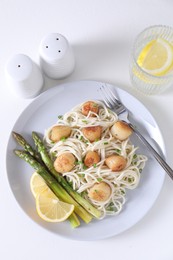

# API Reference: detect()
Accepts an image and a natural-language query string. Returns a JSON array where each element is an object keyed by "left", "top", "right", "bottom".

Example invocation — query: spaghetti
[{"left": 44, "top": 100, "right": 147, "bottom": 218}]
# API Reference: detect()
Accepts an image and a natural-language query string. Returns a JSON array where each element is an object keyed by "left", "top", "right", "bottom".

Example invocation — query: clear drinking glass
[{"left": 129, "top": 25, "right": 173, "bottom": 95}]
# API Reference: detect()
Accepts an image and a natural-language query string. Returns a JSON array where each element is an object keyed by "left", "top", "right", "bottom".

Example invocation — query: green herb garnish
[
  {"left": 93, "top": 163, "right": 97, "bottom": 168},
  {"left": 133, "top": 154, "right": 137, "bottom": 159},
  {"left": 106, "top": 202, "right": 115, "bottom": 212},
  {"left": 82, "top": 120, "right": 88, "bottom": 124},
  {"left": 75, "top": 160, "right": 83, "bottom": 165},
  {"left": 60, "top": 137, "right": 67, "bottom": 142}
]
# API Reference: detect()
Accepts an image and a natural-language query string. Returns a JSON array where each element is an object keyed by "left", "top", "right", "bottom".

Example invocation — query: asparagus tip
[
  {"left": 14, "top": 149, "right": 21, "bottom": 155},
  {"left": 12, "top": 131, "right": 18, "bottom": 137},
  {"left": 12, "top": 131, "right": 24, "bottom": 141}
]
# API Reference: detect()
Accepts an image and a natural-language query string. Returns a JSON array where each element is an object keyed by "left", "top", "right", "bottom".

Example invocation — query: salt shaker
[
  {"left": 5, "top": 54, "right": 44, "bottom": 99},
  {"left": 39, "top": 33, "right": 75, "bottom": 79}
]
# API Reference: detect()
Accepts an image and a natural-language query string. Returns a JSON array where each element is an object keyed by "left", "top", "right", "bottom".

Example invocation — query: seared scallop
[
  {"left": 105, "top": 154, "right": 127, "bottom": 171},
  {"left": 84, "top": 151, "right": 100, "bottom": 167},
  {"left": 82, "top": 126, "right": 102, "bottom": 142},
  {"left": 49, "top": 125, "right": 71, "bottom": 142},
  {"left": 54, "top": 152, "right": 75, "bottom": 173},
  {"left": 88, "top": 182, "right": 111, "bottom": 202},
  {"left": 111, "top": 121, "right": 133, "bottom": 141},
  {"left": 82, "top": 101, "right": 99, "bottom": 116}
]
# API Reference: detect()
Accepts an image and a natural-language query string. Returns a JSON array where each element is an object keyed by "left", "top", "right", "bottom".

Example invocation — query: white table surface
[{"left": 1, "top": 0, "right": 173, "bottom": 259}]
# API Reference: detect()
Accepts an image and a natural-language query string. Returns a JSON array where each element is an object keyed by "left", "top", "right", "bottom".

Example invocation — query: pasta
[{"left": 44, "top": 100, "right": 147, "bottom": 219}]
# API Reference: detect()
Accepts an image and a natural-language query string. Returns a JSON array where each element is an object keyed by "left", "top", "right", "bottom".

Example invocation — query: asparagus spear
[
  {"left": 12, "top": 132, "right": 42, "bottom": 163},
  {"left": 14, "top": 150, "right": 92, "bottom": 225},
  {"left": 13, "top": 132, "right": 93, "bottom": 223},
  {"left": 68, "top": 213, "right": 80, "bottom": 228},
  {"left": 32, "top": 131, "right": 101, "bottom": 219}
]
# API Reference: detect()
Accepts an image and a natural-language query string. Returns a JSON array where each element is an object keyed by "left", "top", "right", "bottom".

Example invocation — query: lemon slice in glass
[
  {"left": 36, "top": 187, "right": 74, "bottom": 222},
  {"left": 137, "top": 38, "right": 173, "bottom": 76}
]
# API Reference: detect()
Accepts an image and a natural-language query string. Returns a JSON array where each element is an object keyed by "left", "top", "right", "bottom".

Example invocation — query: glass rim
[{"left": 132, "top": 24, "right": 173, "bottom": 80}]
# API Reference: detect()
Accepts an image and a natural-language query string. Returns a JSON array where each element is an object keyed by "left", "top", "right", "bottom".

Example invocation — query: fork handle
[{"left": 129, "top": 123, "right": 173, "bottom": 180}]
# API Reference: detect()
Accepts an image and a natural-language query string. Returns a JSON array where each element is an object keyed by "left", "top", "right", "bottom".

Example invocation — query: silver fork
[{"left": 99, "top": 85, "right": 173, "bottom": 181}]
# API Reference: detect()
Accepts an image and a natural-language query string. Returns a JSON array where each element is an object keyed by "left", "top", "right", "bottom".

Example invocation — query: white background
[{"left": 1, "top": 0, "right": 173, "bottom": 259}]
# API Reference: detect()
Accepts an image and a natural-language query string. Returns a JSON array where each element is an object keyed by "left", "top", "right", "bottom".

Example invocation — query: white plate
[{"left": 6, "top": 80, "right": 166, "bottom": 240}]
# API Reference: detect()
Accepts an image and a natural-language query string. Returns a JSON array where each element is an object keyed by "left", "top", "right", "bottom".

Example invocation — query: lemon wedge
[
  {"left": 30, "top": 172, "right": 74, "bottom": 222},
  {"left": 30, "top": 172, "right": 48, "bottom": 198},
  {"left": 137, "top": 38, "right": 173, "bottom": 76}
]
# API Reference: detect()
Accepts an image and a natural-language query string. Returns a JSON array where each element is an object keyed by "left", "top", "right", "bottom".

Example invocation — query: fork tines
[{"left": 99, "top": 85, "right": 121, "bottom": 109}]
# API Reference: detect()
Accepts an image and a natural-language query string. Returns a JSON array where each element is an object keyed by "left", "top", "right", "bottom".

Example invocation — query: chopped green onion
[
  {"left": 128, "top": 178, "right": 132, "bottom": 183},
  {"left": 133, "top": 154, "right": 137, "bottom": 159},
  {"left": 58, "top": 115, "right": 63, "bottom": 119},
  {"left": 93, "top": 163, "right": 97, "bottom": 168},
  {"left": 83, "top": 165, "right": 88, "bottom": 170},
  {"left": 60, "top": 137, "right": 67, "bottom": 142},
  {"left": 97, "top": 178, "right": 102, "bottom": 182},
  {"left": 104, "top": 142, "right": 108, "bottom": 145},
  {"left": 82, "top": 120, "right": 88, "bottom": 124},
  {"left": 132, "top": 161, "right": 137, "bottom": 165},
  {"left": 106, "top": 202, "right": 115, "bottom": 212},
  {"left": 107, "top": 207, "right": 114, "bottom": 212},
  {"left": 75, "top": 160, "right": 83, "bottom": 165}
]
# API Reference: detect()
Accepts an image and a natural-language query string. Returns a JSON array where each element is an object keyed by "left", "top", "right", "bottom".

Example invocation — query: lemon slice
[
  {"left": 36, "top": 188, "right": 74, "bottom": 222},
  {"left": 137, "top": 38, "right": 173, "bottom": 76},
  {"left": 30, "top": 172, "right": 74, "bottom": 222},
  {"left": 30, "top": 172, "right": 48, "bottom": 198}
]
